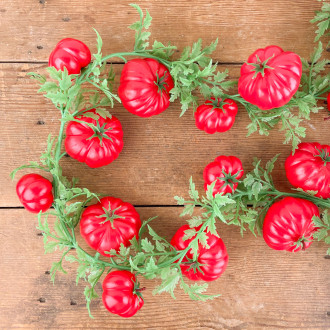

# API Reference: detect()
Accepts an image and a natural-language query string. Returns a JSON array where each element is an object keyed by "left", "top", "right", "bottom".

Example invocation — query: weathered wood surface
[
  {"left": 0, "top": 0, "right": 322, "bottom": 63},
  {"left": 1, "top": 63, "right": 329, "bottom": 207},
  {"left": 0, "top": 209, "right": 329, "bottom": 329}
]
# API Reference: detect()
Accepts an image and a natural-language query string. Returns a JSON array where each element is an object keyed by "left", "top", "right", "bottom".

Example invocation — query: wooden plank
[
  {"left": 0, "top": 209, "right": 329, "bottom": 329},
  {"left": 1, "top": 63, "right": 329, "bottom": 207},
  {"left": 0, "top": 0, "right": 322, "bottom": 63}
]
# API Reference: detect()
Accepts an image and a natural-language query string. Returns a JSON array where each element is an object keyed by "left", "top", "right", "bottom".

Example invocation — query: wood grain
[
  {"left": 0, "top": 209, "right": 329, "bottom": 329},
  {"left": 0, "top": 0, "right": 322, "bottom": 63},
  {"left": 1, "top": 63, "right": 329, "bottom": 207}
]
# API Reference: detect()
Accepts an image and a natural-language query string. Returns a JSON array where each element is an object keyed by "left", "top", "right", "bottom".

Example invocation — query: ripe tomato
[
  {"left": 16, "top": 174, "right": 53, "bottom": 213},
  {"left": 263, "top": 197, "right": 319, "bottom": 252},
  {"left": 194, "top": 98, "right": 238, "bottom": 134},
  {"left": 285, "top": 142, "right": 330, "bottom": 199},
  {"left": 65, "top": 111, "right": 123, "bottom": 168},
  {"left": 102, "top": 270, "right": 144, "bottom": 318},
  {"left": 238, "top": 45, "right": 302, "bottom": 110},
  {"left": 203, "top": 155, "right": 244, "bottom": 196},
  {"left": 327, "top": 93, "right": 330, "bottom": 111},
  {"left": 49, "top": 38, "right": 91, "bottom": 75},
  {"left": 80, "top": 196, "right": 141, "bottom": 257},
  {"left": 171, "top": 225, "right": 228, "bottom": 281},
  {"left": 118, "top": 58, "right": 174, "bottom": 117}
]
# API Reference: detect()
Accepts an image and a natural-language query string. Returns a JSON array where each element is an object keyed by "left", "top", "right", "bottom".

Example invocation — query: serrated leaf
[{"left": 141, "top": 238, "right": 154, "bottom": 253}]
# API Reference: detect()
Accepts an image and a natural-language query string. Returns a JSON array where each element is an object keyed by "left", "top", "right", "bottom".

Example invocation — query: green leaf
[
  {"left": 141, "top": 238, "right": 154, "bottom": 253},
  {"left": 153, "top": 268, "right": 180, "bottom": 298},
  {"left": 183, "top": 228, "right": 196, "bottom": 241}
]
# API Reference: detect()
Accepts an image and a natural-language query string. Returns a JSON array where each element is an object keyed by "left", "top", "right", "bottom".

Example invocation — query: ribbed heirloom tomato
[
  {"left": 285, "top": 142, "right": 330, "bottom": 199},
  {"left": 238, "top": 45, "right": 302, "bottom": 110},
  {"left": 80, "top": 197, "right": 141, "bottom": 257},
  {"left": 263, "top": 197, "right": 319, "bottom": 252},
  {"left": 49, "top": 38, "right": 91, "bottom": 75},
  {"left": 102, "top": 270, "right": 144, "bottom": 318},
  {"left": 16, "top": 174, "right": 53, "bottom": 213},
  {"left": 203, "top": 155, "right": 244, "bottom": 196},
  {"left": 171, "top": 225, "right": 228, "bottom": 281},
  {"left": 118, "top": 58, "right": 174, "bottom": 117},
  {"left": 194, "top": 98, "right": 238, "bottom": 134},
  {"left": 65, "top": 110, "right": 123, "bottom": 168}
]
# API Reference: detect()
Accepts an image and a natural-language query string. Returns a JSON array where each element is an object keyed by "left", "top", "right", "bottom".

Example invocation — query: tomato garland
[{"left": 11, "top": 3, "right": 330, "bottom": 320}]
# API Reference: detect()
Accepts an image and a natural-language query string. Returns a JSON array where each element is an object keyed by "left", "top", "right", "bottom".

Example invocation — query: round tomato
[
  {"left": 263, "top": 197, "right": 319, "bottom": 252},
  {"left": 327, "top": 93, "right": 330, "bottom": 111},
  {"left": 80, "top": 196, "right": 141, "bottom": 257},
  {"left": 49, "top": 38, "right": 91, "bottom": 75},
  {"left": 65, "top": 110, "right": 123, "bottom": 168},
  {"left": 203, "top": 155, "right": 244, "bottom": 196},
  {"left": 16, "top": 174, "right": 53, "bottom": 213},
  {"left": 238, "top": 45, "right": 302, "bottom": 110},
  {"left": 194, "top": 98, "right": 238, "bottom": 134},
  {"left": 285, "top": 142, "right": 330, "bottom": 199},
  {"left": 171, "top": 225, "right": 228, "bottom": 281},
  {"left": 102, "top": 270, "right": 144, "bottom": 318},
  {"left": 118, "top": 58, "right": 174, "bottom": 117}
]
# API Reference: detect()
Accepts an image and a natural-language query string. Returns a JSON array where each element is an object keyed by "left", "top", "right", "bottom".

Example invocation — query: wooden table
[{"left": 0, "top": 0, "right": 329, "bottom": 328}]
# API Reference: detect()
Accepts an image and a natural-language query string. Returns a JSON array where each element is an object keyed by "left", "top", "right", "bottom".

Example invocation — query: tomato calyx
[
  {"left": 217, "top": 169, "right": 243, "bottom": 191},
  {"left": 315, "top": 147, "right": 330, "bottom": 166},
  {"left": 86, "top": 121, "right": 113, "bottom": 147},
  {"left": 208, "top": 98, "right": 229, "bottom": 112},
  {"left": 97, "top": 206, "right": 124, "bottom": 228},
  {"left": 292, "top": 235, "right": 312, "bottom": 251},
  {"left": 132, "top": 279, "right": 145, "bottom": 299},
  {"left": 182, "top": 256, "right": 205, "bottom": 274},
  {"left": 247, "top": 54, "right": 275, "bottom": 78},
  {"left": 154, "top": 70, "right": 169, "bottom": 95}
]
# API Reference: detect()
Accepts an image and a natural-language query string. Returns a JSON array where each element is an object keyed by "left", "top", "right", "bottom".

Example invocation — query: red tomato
[
  {"left": 65, "top": 110, "right": 123, "bottom": 168},
  {"left": 238, "top": 45, "right": 302, "bottom": 110},
  {"left": 102, "top": 270, "right": 144, "bottom": 318},
  {"left": 285, "top": 142, "right": 330, "bottom": 199},
  {"left": 171, "top": 225, "right": 228, "bottom": 281},
  {"left": 194, "top": 98, "right": 238, "bottom": 134},
  {"left": 203, "top": 155, "right": 244, "bottom": 196},
  {"left": 16, "top": 174, "right": 53, "bottom": 213},
  {"left": 263, "top": 197, "right": 319, "bottom": 252},
  {"left": 49, "top": 38, "right": 91, "bottom": 75},
  {"left": 80, "top": 197, "right": 141, "bottom": 257},
  {"left": 327, "top": 93, "right": 330, "bottom": 111},
  {"left": 118, "top": 58, "right": 174, "bottom": 117}
]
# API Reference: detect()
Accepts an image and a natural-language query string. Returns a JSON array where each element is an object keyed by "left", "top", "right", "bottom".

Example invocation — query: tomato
[
  {"left": 203, "top": 155, "right": 244, "bottom": 196},
  {"left": 65, "top": 110, "right": 123, "bottom": 168},
  {"left": 16, "top": 174, "right": 53, "bottom": 213},
  {"left": 327, "top": 93, "right": 330, "bottom": 111},
  {"left": 285, "top": 142, "right": 330, "bottom": 199},
  {"left": 49, "top": 38, "right": 91, "bottom": 75},
  {"left": 102, "top": 270, "right": 144, "bottom": 318},
  {"left": 194, "top": 98, "right": 238, "bottom": 134},
  {"left": 263, "top": 197, "right": 319, "bottom": 252},
  {"left": 238, "top": 45, "right": 302, "bottom": 110},
  {"left": 118, "top": 58, "right": 174, "bottom": 117},
  {"left": 80, "top": 196, "right": 141, "bottom": 257},
  {"left": 171, "top": 225, "right": 228, "bottom": 281}
]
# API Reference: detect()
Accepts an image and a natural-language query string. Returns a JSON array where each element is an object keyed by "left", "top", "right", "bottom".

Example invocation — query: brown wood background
[{"left": 0, "top": 0, "right": 329, "bottom": 329}]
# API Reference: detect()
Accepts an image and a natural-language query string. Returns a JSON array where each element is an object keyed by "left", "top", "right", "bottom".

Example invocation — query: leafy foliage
[{"left": 311, "top": 0, "right": 330, "bottom": 45}]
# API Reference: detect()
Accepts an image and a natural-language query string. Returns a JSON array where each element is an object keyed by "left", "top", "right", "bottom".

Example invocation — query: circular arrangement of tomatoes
[
  {"left": 238, "top": 45, "right": 302, "bottom": 110},
  {"left": 285, "top": 142, "right": 330, "bottom": 199},
  {"left": 80, "top": 196, "right": 141, "bottom": 257},
  {"left": 49, "top": 38, "right": 91, "bottom": 75},
  {"left": 102, "top": 270, "right": 144, "bottom": 317},
  {"left": 203, "top": 155, "right": 244, "bottom": 196},
  {"left": 263, "top": 197, "right": 319, "bottom": 252},
  {"left": 194, "top": 98, "right": 238, "bottom": 134},
  {"left": 171, "top": 224, "right": 228, "bottom": 281},
  {"left": 118, "top": 58, "right": 174, "bottom": 117},
  {"left": 65, "top": 110, "right": 124, "bottom": 168},
  {"left": 16, "top": 174, "right": 53, "bottom": 213}
]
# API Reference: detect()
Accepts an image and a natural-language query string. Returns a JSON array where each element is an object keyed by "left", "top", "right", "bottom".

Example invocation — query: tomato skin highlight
[
  {"left": 49, "top": 38, "right": 91, "bottom": 75},
  {"left": 171, "top": 225, "right": 228, "bottom": 281},
  {"left": 285, "top": 142, "right": 330, "bottom": 199},
  {"left": 238, "top": 45, "right": 302, "bottom": 110},
  {"left": 102, "top": 270, "right": 144, "bottom": 318},
  {"left": 80, "top": 196, "right": 141, "bottom": 257},
  {"left": 118, "top": 58, "right": 174, "bottom": 117},
  {"left": 16, "top": 174, "right": 53, "bottom": 213},
  {"left": 194, "top": 98, "right": 238, "bottom": 134},
  {"left": 263, "top": 197, "right": 319, "bottom": 252},
  {"left": 64, "top": 110, "right": 124, "bottom": 168},
  {"left": 203, "top": 155, "right": 244, "bottom": 196}
]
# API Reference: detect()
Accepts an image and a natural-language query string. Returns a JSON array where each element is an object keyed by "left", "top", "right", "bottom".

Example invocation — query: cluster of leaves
[
  {"left": 311, "top": 0, "right": 330, "bottom": 47},
  {"left": 313, "top": 210, "right": 330, "bottom": 255}
]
